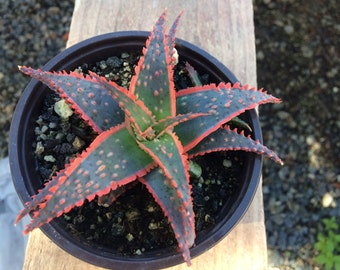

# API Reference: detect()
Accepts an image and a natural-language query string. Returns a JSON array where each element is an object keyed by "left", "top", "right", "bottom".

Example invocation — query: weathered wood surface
[{"left": 23, "top": 1, "right": 267, "bottom": 269}]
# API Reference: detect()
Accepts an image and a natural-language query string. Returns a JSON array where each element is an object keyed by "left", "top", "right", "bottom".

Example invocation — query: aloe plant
[{"left": 15, "top": 11, "right": 282, "bottom": 265}]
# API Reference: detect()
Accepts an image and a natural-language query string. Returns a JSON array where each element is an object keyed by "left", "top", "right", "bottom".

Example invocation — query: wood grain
[{"left": 23, "top": 1, "right": 267, "bottom": 269}]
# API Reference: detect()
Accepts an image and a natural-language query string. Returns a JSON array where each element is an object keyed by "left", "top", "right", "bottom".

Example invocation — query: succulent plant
[{"left": 15, "top": 10, "right": 282, "bottom": 265}]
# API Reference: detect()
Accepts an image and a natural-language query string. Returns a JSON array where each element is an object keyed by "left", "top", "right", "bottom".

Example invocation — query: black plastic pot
[{"left": 9, "top": 32, "right": 263, "bottom": 269}]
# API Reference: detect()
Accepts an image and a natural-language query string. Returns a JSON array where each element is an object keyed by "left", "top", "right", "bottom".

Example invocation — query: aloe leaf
[
  {"left": 137, "top": 130, "right": 194, "bottom": 265},
  {"left": 19, "top": 66, "right": 156, "bottom": 136},
  {"left": 19, "top": 66, "right": 124, "bottom": 133},
  {"left": 188, "top": 126, "right": 284, "bottom": 165},
  {"left": 139, "top": 167, "right": 194, "bottom": 266},
  {"left": 228, "top": 116, "right": 252, "bottom": 131},
  {"left": 138, "top": 131, "right": 189, "bottom": 187},
  {"left": 175, "top": 82, "right": 281, "bottom": 151},
  {"left": 185, "top": 63, "right": 253, "bottom": 132},
  {"left": 130, "top": 10, "right": 176, "bottom": 120},
  {"left": 185, "top": 61, "right": 202, "bottom": 86},
  {"left": 16, "top": 125, "right": 154, "bottom": 233},
  {"left": 167, "top": 11, "right": 183, "bottom": 64},
  {"left": 167, "top": 11, "right": 183, "bottom": 50}
]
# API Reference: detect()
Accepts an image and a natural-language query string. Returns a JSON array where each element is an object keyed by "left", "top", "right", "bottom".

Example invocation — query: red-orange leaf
[
  {"left": 175, "top": 82, "right": 281, "bottom": 151},
  {"left": 16, "top": 125, "right": 155, "bottom": 233},
  {"left": 130, "top": 10, "right": 176, "bottom": 120}
]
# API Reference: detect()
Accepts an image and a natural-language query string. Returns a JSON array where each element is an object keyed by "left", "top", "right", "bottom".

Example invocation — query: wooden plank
[
  {"left": 23, "top": 1, "right": 267, "bottom": 269},
  {"left": 68, "top": 0, "right": 257, "bottom": 86}
]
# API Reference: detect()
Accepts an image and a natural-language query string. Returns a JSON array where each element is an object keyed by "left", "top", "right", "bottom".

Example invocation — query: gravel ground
[
  {"left": 254, "top": 0, "right": 340, "bottom": 269},
  {"left": 0, "top": 1, "right": 74, "bottom": 158},
  {"left": 1, "top": 1, "right": 339, "bottom": 269}
]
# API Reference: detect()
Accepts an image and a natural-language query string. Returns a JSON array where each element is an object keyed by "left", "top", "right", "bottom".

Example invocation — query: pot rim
[{"left": 9, "top": 31, "right": 262, "bottom": 269}]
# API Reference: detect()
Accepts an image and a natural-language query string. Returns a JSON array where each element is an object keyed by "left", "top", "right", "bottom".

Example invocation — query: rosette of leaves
[{"left": 16, "top": 11, "right": 282, "bottom": 265}]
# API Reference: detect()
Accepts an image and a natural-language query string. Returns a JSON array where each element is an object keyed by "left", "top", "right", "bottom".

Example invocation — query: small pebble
[
  {"left": 44, "top": 155, "right": 56, "bottom": 162},
  {"left": 134, "top": 249, "right": 142, "bottom": 255},
  {"left": 72, "top": 136, "right": 85, "bottom": 151},
  {"left": 48, "top": 122, "right": 57, "bottom": 129},
  {"left": 47, "top": 6, "right": 60, "bottom": 15},
  {"left": 35, "top": 141, "right": 44, "bottom": 155},
  {"left": 126, "top": 233, "right": 134, "bottom": 242},
  {"left": 188, "top": 160, "right": 202, "bottom": 178},
  {"left": 321, "top": 193, "right": 335, "bottom": 208},
  {"left": 121, "top": 52, "right": 129, "bottom": 59},
  {"left": 99, "top": 60, "right": 107, "bottom": 70},
  {"left": 54, "top": 99, "right": 73, "bottom": 120},
  {"left": 148, "top": 222, "right": 159, "bottom": 230},
  {"left": 284, "top": 24, "right": 294, "bottom": 35},
  {"left": 40, "top": 125, "right": 48, "bottom": 133},
  {"left": 146, "top": 205, "right": 155, "bottom": 213},
  {"left": 222, "top": 159, "right": 232, "bottom": 168},
  {"left": 125, "top": 210, "right": 140, "bottom": 221}
]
